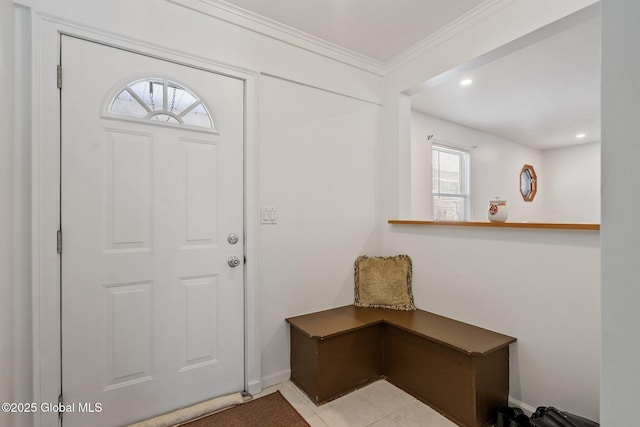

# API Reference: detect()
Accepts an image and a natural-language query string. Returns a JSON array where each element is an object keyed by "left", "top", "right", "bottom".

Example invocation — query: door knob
[{"left": 228, "top": 256, "right": 241, "bottom": 268}]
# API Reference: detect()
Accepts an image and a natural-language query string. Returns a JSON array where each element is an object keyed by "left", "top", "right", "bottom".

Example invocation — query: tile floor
[{"left": 252, "top": 379, "right": 457, "bottom": 427}]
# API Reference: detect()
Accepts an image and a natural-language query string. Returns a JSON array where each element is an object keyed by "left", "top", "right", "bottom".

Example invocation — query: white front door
[{"left": 61, "top": 36, "right": 245, "bottom": 427}]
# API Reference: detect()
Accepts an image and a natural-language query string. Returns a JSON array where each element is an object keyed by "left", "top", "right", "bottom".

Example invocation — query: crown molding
[
  {"left": 385, "top": 0, "right": 517, "bottom": 73},
  {"left": 166, "top": 0, "right": 387, "bottom": 76},
  {"left": 17, "top": 0, "right": 540, "bottom": 78},
  {"left": 168, "top": 0, "right": 517, "bottom": 77}
]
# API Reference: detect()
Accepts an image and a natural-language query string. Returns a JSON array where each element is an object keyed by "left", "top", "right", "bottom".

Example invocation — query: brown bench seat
[{"left": 286, "top": 305, "right": 516, "bottom": 427}]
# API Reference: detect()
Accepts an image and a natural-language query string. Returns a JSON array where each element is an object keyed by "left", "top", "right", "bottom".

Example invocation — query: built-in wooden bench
[{"left": 286, "top": 305, "right": 516, "bottom": 427}]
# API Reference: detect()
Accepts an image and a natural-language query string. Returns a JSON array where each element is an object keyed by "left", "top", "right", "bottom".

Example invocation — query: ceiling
[
  {"left": 411, "top": 10, "right": 601, "bottom": 150},
  {"left": 219, "top": 0, "right": 601, "bottom": 151},
  {"left": 220, "top": 0, "right": 487, "bottom": 62}
]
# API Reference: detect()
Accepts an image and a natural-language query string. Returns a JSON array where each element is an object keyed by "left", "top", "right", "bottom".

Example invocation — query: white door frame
[{"left": 27, "top": 12, "right": 261, "bottom": 427}]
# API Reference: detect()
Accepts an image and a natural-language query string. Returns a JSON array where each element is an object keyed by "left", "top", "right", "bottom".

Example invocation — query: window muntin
[
  {"left": 109, "top": 78, "right": 213, "bottom": 129},
  {"left": 432, "top": 144, "right": 470, "bottom": 221}
]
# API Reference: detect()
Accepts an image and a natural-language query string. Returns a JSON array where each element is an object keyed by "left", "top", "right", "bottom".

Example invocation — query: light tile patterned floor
[{"left": 252, "top": 380, "right": 457, "bottom": 427}]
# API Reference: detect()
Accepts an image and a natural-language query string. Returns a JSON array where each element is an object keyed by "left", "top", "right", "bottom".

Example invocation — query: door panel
[
  {"left": 106, "top": 130, "right": 152, "bottom": 250},
  {"left": 61, "top": 36, "right": 245, "bottom": 427}
]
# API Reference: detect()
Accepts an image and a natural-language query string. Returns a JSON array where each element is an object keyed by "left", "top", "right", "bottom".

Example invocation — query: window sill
[{"left": 388, "top": 220, "right": 599, "bottom": 231}]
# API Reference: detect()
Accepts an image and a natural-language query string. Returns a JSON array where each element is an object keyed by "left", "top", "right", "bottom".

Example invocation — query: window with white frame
[
  {"left": 108, "top": 78, "right": 214, "bottom": 129},
  {"left": 432, "top": 144, "right": 470, "bottom": 221}
]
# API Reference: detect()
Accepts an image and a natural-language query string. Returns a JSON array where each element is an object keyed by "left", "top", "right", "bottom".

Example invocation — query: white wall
[
  {"left": 11, "top": 6, "right": 33, "bottom": 427},
  {"left": 411, "top": 112, "right": 546, "bottom": 222},
  {"left": 384, "top": 226, "right": 600, "bottom": 420},
  {"left": 1, "top": 1, "right": 15, "bottom": 427},
  {"left": 411, "top": 112, "right": 601, "bottom": 224},
  {"left": 21, "top": 0, "right": 381, "bottom": 105},
  {"left": 258, "top": 75, "right": 380, "bottom": 385},
  {"left": 543, "top": 142, "right": 600, "bottom": 223},
  {"left": 381, "top": 0, "right": 601, "bottom": 420},
  {"left": 9, "top": 0, "right": 383, "bottom": 407},
  {"left": 5, "top": 0, "right": 626, "bottom": 423},
  {"left": 601, "top": 0, "right": 640, "bottom": 424}
]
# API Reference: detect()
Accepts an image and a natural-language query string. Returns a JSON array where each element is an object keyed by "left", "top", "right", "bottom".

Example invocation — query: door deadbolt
[{"left": 227, "top": 233, "right": 239, "bottom": 245}]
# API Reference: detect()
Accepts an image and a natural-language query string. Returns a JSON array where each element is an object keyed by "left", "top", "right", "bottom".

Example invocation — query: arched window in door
[{"left": 108, "top": 78, "right": 214, "bottom": 129}]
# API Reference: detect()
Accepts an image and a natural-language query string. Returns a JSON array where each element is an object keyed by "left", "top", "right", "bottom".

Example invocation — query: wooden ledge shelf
[{"left": 388, "top": 220, "right": 600, "bottom": 231}]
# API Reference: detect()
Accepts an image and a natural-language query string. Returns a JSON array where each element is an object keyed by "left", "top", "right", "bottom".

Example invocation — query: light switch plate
[{"left": 261, "top": 207, "right": 277, "bottom": 224}]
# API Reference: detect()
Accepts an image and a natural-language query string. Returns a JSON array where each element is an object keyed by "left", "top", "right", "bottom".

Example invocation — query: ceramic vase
[{"left": 488, "top": 197, "right": 508, "bottom": 222}]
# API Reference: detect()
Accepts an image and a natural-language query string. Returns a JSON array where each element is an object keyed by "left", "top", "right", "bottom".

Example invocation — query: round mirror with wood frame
[{"left": 520, "top": 164, "right": 537, "bottom": 202}]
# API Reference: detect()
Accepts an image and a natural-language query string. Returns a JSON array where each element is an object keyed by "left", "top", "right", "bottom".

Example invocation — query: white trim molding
[
  {"left": 26, "top": 9, "right": 261, "bottom": 426},
  {"left": 508, "top": 396, "right": 538, "bottom": 416},
  {"left": 260, "top": 369, "right": 291, "bottom": 391},
  {"left": 167, "top": 0, "right": 520, "bottom": 77},
  {"left": 167, "top": 0, "right": 387, "bottom": 76},
  {"left": 385, "top": 0, "right": 517, "bottom": 73}
]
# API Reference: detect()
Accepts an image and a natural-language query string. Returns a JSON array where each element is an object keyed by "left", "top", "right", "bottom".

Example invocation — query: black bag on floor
[
  {"left": 530, "top": 406, "right": 599, "bottom": 427},
  {"left": 496, "top": 406, "right": 532, "bottom": 427}
]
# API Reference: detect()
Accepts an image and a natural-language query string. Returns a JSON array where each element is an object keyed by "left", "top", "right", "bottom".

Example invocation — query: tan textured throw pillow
[{"left": 354, "top": 255, "right": 415, "bottom": 311}]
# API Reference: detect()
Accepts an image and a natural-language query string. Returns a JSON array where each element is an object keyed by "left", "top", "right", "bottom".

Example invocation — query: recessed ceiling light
[
  {"left": 460, "top": 79, "right": 473, "bottom": 87},
  {"left": 576, "top": 133, "right": 586, "bottom": 139}
]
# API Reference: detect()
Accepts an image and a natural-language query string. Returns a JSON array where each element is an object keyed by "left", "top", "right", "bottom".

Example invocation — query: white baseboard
[
  {"left": 508, "top": 396, "right": 537, "bottom": 416},
  {"left": 246, "top": 379, "right": 262, "bottom": 396},
  {"left": 260, "top": 369, "right": 291, "bottom": 390}
]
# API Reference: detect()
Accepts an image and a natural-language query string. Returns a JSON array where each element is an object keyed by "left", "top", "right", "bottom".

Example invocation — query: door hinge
[
  {"left": 57, "top": 230, "right": 62, "bottom": 254},
  {"left": 57, "top": 65, "right": 62, "bottom": 89},
  {"left": 58, "top": 393, "right": 64, "bottom": 421}
]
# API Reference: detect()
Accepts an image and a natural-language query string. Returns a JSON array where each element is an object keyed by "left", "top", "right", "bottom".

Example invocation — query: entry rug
[{"left": 177, "top": 391, "right": 310, "bottom": 427}]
